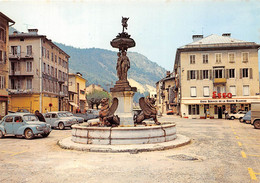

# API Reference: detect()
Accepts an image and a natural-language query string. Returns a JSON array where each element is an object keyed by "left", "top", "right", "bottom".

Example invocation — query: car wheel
[
  {"left": 239, "top": 117, "right": 244, "bottom": 123},
  {"left": 58, "top": 122, "right": 65, "bottom": 130},
  {"left": 24, "top": 128, "right": 34, "bottom": 139},
  {"left": 0, "top": 130, "right": 3, "bottom": 138},
  {"left": 42, "top": 132, "right": 50, "bottom": 137},
  {"left": 254, "top": 120, "right": 260, "bottom": 129},
  {"left": 231, "top": 116, "right": 235, "bottom": 120}
]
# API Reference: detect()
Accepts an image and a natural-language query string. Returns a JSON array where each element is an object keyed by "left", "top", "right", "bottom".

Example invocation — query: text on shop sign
[{"left": 212, "top": 91, "right": 232, "bottom": 99}]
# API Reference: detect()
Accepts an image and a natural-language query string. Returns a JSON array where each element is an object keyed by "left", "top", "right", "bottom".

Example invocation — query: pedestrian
[
  {"left": 35, "top": 110, "right": 46, "bottom": 122},
  {"left": 224, "top": 109, "right": 228, "bottom": 120}
]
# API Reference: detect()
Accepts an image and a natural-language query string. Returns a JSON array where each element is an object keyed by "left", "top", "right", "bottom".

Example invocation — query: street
[{"left": 0, "top": 116, "right": 259, "bottom": 183}]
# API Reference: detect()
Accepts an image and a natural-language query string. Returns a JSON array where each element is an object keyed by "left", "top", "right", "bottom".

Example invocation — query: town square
[{"left": 0, "top": 0, "right": 260, "bottom": 182}]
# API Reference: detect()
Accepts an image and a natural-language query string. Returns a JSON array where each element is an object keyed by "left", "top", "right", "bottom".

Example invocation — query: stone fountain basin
[{"left": 71, "top": 123, "right": 176, "bottom": 145}]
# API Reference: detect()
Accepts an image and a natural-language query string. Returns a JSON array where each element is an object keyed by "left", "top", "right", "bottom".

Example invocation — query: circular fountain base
[{"left": 71, "top": 123, "right": 176, "bottom": 145}]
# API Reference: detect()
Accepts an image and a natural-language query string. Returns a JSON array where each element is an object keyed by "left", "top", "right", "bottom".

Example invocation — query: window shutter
[
  {"left": 226, "top": 69, "right": 229, "bottom": 79},
  {"left": 197, "top": 70, "right": 199, "bottom": 80},
  {"left": 250, "top": 68, "right": 253, "bottom": 79},
  {"left": 4, "top": 76, "right": 6, "bottom": 88},
  {"left": 210, "top": 70, "right": 212, "bottom": 80},
  {"left": 240, "top": 69, "right": 242, "bottom": 79},
  {"left": 187, "top": 70, "right": 190, "bottom": 80},
  {"left": 200, "top": 70, "right": 203, "bottom": 80}
]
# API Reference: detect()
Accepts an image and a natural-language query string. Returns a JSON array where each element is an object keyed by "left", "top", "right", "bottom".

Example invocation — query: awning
[{"left": 69, "top": 102, "right": 79, "bottom": 108}]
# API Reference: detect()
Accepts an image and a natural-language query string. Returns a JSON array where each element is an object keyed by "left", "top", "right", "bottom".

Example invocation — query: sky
[{"left": 1, "top": 0, "right": 260, "bottom": 70}]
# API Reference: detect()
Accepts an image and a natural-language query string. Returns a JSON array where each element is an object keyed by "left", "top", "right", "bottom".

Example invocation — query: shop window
[
  {"left": 230, "top": 104, "right": 236, "bottom": 113},
  {"left": 214, "top": 105, "right": 218, "bottom": 114},
  {"left": 188, "top": 105, "right": 199, "bottom": 115}
]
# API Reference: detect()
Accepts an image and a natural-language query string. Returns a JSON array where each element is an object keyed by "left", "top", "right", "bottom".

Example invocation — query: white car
[
  {"left": 44, "top": 112, "right": 78, "bottom": 130},
  {"left": 227, "top": 111, "right": 247, "bottom": 120}
]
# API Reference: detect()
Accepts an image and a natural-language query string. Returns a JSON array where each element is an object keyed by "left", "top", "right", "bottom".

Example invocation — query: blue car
[
  {"left": 0, "top": 113, "right": 52, "bottom": 139},
  {"left": 241, "top": 110, "right": 251, "bottom": 124}
]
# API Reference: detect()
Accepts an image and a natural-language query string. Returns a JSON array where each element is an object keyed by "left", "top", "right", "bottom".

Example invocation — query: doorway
[{"left": 218, "top": 107, "right": 222, "bottom": 119}]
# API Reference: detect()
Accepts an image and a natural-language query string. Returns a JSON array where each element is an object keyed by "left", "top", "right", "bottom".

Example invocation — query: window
[
  {"left": 203, "top": 54, "right": 208, "bottom": 64},
  {"left": 230, "top": 86, "right": 236, "bottom": 96},
  {"left": 243, "top": 85, "right": 249, "bottom": 96},
  {"left": 242, "top": 52, "right": 249, "bottom": 62},
  {"left": 59, "top": 57, "right": 61, "bottom": 65},
  {"left": 51, "top": 53, "right": 54, "bottom": 61},
  {"left": 203, "top": 86, "right": 209, "bottom": 97},
  {"left": 45, "top": 114, "right": 50, "bottom": 118},
  {"left": 203, "top": 70, "right": 209, "bottom": 79},
  {"left": 47, "top": 65, "right": 50, "bottom": 75},
  {"left": 27, "top": 45, "right": 32, "bottom": 56},
  {"left": 190, "top": 55, "right": 195, "bottom": 64},
  {"left": 190, "top": 70, "right": 196, "bottom": 79},
  {"left": 229, "top": 53, "right": 235, "bottom": 63},
  {"left": 215, "top": 53, "right": 222, "bottom": 63},
  {"left": 229, "top": 69, "right": 235, "bottom": 78},
  {"left": 11, "top": 46, "right": 21, "bottom": 56},
  {"left": 190, "top": 86, "right": 197, "bottom": 97},
  {"left": 214, "top": 69, "right": 223, "bottom": 78},
  {"left": 188, "top": 105, "right": 199, "bottom": 115},
  {"left": 242, "top": 68, "right": 248, "bottom": 78},
  {"left": 5, "top": 116, "right": 13, "bottom": 122},
  {"left": 47, "top": 50, "right": 49, "bottom": 59},
  {"left": 26, "top": 79, "right": 32, "bottom": 89},
  {"left": 55, "top": 68, "right": 57, "bottom": 78},
  {"left": 0, "top": 75, "right": 5, "bottom": 89},
  {"left": 26, "top": 62, "right": 32, "bottom": 72},
  {"left": 0, "top": 50, "right": 3, "bottom": 63},
  {"left": 17, "top": 79, "right": 21, "bottom": 89},
  {"left": 52, "top": 114, "right": 58, "bottom": 118},
  {"left": 55, "top": 55, "right": 57, "bottom": 62},
  {"left": 51, "top": 66, "right": 54, "bottom": 76},
  {"left": 0, "top": 28, "right": 6, "bottom": 42}
]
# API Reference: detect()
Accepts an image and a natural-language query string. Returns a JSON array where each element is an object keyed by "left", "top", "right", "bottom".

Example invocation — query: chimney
[
  {"left": 28, "top": 29, "right": 38, "bottom": 35},
  {"left": 166, "top": 71, "right": 171, "bottom": 77},
  {"left": 192, "top": 35, "right": 203, "bottom": 42},
  {"left": 222, "top": 33, "right": 231, "bottom": 37}
]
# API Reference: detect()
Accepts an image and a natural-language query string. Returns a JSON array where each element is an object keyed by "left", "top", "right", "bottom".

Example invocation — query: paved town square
[{"left": 0, "top": 116, "right": 259, "bottom": 183}]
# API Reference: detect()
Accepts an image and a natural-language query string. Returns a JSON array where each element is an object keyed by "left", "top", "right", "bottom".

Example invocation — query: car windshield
[
  {"left": 66, "top": 112, "right": 73, "bottom": 116},
  {"left": 23, "top": 115, "right": 39, "bottom": 121},
  {"left": 58, "top": 113, "right": 67, "bottom": 117}
]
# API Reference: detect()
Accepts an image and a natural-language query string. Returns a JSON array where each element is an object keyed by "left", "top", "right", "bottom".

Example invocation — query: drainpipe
[{"left": 39, "top": 38, "right": 42, "bottom": 112}]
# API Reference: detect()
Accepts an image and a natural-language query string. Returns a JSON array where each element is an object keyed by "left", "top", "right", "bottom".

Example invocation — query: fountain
[{"left": 58, "top": 17, "right": 190, "bottom": 152}]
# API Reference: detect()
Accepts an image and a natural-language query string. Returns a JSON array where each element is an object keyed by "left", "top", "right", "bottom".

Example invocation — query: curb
[{"left": 58, "top": 134, "right": 191, "bottom": 153}]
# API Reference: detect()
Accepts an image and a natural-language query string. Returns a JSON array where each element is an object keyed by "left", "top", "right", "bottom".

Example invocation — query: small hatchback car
[{"left": 0, "top": 113, "right": 52, "bottom": 139}]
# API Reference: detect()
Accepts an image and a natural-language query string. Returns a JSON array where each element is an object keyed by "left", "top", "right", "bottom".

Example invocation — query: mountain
[{"left": 55, "top": 43, "right": 166, "bottom": 91}]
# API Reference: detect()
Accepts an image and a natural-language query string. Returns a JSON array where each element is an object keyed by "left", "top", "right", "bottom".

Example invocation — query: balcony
[
  {"left": 9, "top": 52, "right": 34, "bottom": 60},
  {"left": 214, "top": 78, "right": 227, "bottom": 84},
  {"left": 10, "top": 70, "right": 34, "bottom": 77},
  {"left": 9, "top": 89, "right": 33, "bottom": 94}
]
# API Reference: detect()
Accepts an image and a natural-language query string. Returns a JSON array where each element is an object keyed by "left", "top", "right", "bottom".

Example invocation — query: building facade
[
  {"left": 0, "top": 12, "right": 15, "bottom": 117},
  {"left": 68, "top": 73, "right": 87, "bottom": 113},
  {"left": 156, "top": 71, "right": 178, "bottom": 115},
  {"left": 9, "top": 29, "right": 70, "bottom": 113},
  {"left": 174, "top": 34, "right": 260, "bottom": 119}
]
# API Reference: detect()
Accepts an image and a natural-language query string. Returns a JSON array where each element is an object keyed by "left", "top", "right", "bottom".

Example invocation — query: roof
[
  {"left": 9, "top": 32, "right": 70, "bottom": 58},
  {"left": 0, "top": 12, "right": 15, "bottom": 24},
  {"left": 181, "top": 34, "right": 259, "bottom": 49}
]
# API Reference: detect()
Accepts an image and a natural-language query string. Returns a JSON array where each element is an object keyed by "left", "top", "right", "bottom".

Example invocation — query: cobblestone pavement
[{"left": 0, "top": 116, "right": 259, "bottom": 183}]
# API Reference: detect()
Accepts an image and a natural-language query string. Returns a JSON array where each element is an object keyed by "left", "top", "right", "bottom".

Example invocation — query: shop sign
[
  {"left": 212, "top": 91, "right": 232, "bottom": 99},
  {"left": 200, "top": 99, "right": 247, "bottom": 103}
]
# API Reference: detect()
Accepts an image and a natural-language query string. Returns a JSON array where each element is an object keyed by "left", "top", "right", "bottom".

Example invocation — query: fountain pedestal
[{"left": 110, "top": 81, "right": 137, "bottom": 126}]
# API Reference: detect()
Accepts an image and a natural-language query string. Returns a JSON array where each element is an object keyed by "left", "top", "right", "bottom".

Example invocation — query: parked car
[
  {"left": 16, "top": 109, "right": 30, "bottom": 113},
  {"left": 0, "top": 113, "right": 52, "bottom": 139},
  {"left": 44, "top": 112, "right": 78, "bottom": 130},
  {"left": 241, "top": 110, "right": 251, "bottom": 124},
  {"left": 74, "top": 109, "right": 99, "bottom": 122},
  {"left": 60, "top": 111, "right": 84, "bottom": 123},
  {"left": 250, "top": 102, "right": 260, "bottom": 129},
  {"left": 227, "top": 111, "right": 247, "bottom": 120}
]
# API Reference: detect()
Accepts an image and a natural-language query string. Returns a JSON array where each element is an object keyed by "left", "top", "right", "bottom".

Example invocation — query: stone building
[
  {"left": 0, "top": 12, "right": 15, "bottom": 117},
  {"left": 174, "top": 34, "right": 260, "bottom": 119},
  {"left": 9, "top": 29, "right": 70, "bottom": 113},
  {"left": 156, "top": 71, "right": 178, "bottom": 115},
  {"left": 68, "top": 73, "right": 87, "bottom": 113}
]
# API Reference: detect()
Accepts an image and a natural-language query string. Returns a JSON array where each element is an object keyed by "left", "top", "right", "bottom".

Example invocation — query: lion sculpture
[
  {"left": 134, "top": 97, "right": 160, "bottom": 125},
  {"left": 99, "top": 98, "right": 120, "bottom": 127}
]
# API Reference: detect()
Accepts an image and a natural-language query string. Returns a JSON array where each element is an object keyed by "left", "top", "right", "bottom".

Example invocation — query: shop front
[{"left": 181, "top": 97, "right": 259, "bottom": 119}]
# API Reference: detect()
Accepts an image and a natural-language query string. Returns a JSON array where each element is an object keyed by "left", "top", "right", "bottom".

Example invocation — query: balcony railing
[
  {"left": 9, "top": 52, "right": 34, "bottom": 60},
  {"left": 10, "top": 70, "right": 34, "bottom": 76},
  {"left": 9, "top": 89, "right": 33, "bottom": 94},
  {"left": 213, "top": 78, "right": 227, "bottom": 84}
]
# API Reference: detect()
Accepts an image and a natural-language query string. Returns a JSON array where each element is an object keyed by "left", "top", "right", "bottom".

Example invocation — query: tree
[{"left": 86, "top": 89, "right": 111, "bottom": 109}]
